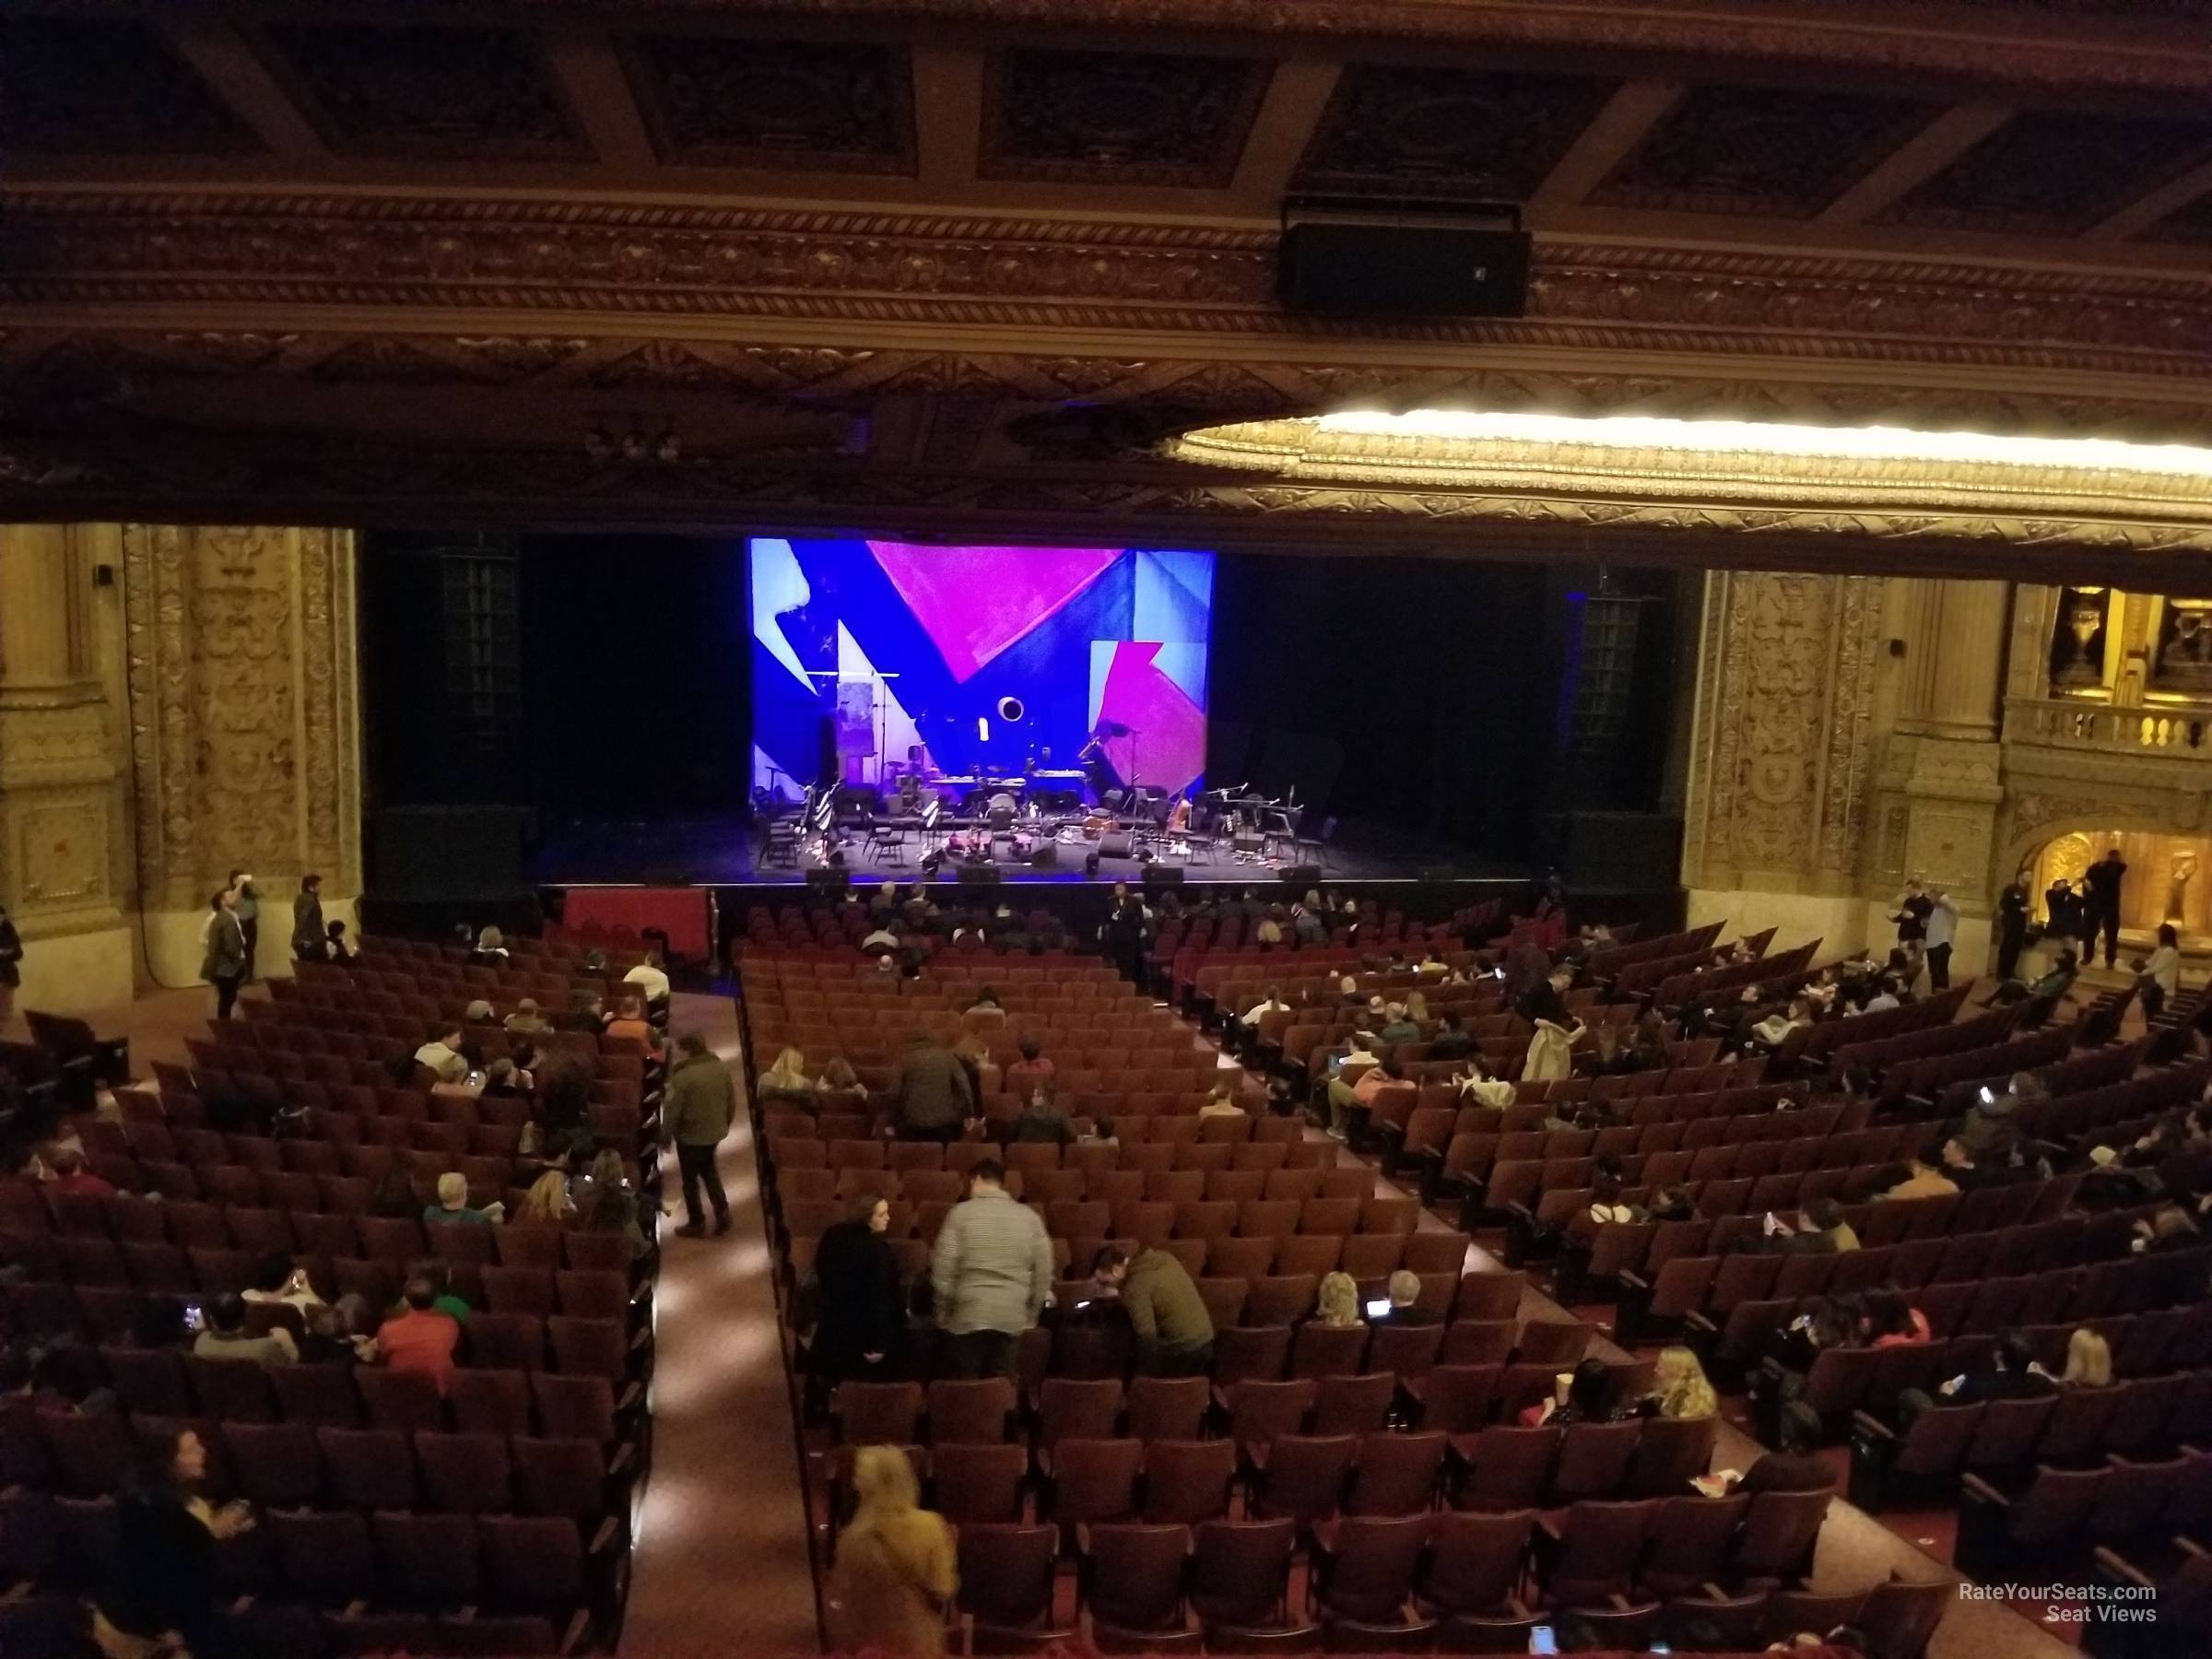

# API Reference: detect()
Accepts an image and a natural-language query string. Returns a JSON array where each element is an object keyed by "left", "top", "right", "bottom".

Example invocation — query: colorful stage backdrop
[{"left": 749, "top": 537, "right": 1215, "bottom": 802}]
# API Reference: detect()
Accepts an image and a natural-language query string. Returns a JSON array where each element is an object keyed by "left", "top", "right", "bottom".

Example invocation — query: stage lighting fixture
[
  {"left": 1085, "top": 851, "right": 1101, "bottom": 877},
  {"left": 922, "top": 798, "right": 942, "bottom": 830},
  {"left": 996, "top": 694, "right": 1026, "bottom": 723}
]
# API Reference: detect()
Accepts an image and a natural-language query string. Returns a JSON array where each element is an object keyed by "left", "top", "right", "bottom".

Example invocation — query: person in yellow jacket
[{"left": 828, "top": 1445, "right": 957, "bottom": 1656}]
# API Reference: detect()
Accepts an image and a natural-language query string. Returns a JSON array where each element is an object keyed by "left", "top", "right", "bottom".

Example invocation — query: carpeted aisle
[{"left": 620, "top": 993, "right": 820, "bottom": 1657}]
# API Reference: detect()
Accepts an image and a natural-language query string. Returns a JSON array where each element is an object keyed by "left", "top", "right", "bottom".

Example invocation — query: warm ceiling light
[{"left": 1309, "top": 409, "right": 2212, "bottom": 478}]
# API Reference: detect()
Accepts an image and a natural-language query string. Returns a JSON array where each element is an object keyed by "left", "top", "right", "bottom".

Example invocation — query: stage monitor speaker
[
  {"left": 958, "top": 864, "right": 1001, "bottom": 887},
  {"left": 1099, "top": 832, "right": 1134, "bottom": 858},
  {"left": 1279, "top": 216, "right": 1531, "bottom": 318},
  {"left": 806, "top": 866, "right": 851, "bottom": 893},
  {"left": 1027, "top": 844, "right": 1058, "bottom": 869},
  {"left": 1143, "top": 865, "right": 1185, "bottom": 888},
  {"left": 1280, "top": 865, "right": 1323, "bottom": 889},
  {"left": 372, "top": 806, "right": 528, "bottom": 900}
]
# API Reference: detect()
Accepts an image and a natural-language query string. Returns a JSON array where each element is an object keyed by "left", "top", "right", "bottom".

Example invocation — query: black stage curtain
[
  {"left": 518, "top": 534, "right": 750, "bottom": 818},
  {"left": 1206, "top": 553, "right": 1553, "bottom": 861}
]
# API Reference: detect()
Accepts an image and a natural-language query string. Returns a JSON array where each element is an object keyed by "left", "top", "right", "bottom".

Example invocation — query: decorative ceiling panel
[
  {"left": 1593, "top": 84, "right": 1939, "bottom": 218},
  {"left": 618, "top": 35, "right": 915, "bottom": 172},
  {"left": 980, "top": 48, "right": 1271, "bottom": 187},
  {"left": 253, "top": 23, "right": 592, "bottom": 161},
  {"left": 1295, "top": 64, "right": 1620, "bottom": 201},
  {"left": 0, "top": 18, "right": 262, "bottom": 156},
  {"left": 1880, "top": 110, "right": 2212, "bottom": 236}
]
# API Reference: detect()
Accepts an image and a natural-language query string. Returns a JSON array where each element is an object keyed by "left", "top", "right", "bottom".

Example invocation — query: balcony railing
[{"left": 2006, "top": 698, "right": 2212, "bottom": 755}]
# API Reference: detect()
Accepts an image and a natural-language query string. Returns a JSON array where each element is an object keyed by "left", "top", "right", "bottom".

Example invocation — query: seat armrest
[
  {"left": 1617, "top": 1269, "right": 1649, "bottom": 1292},
  {"left": 589, "top": 1516, "right": 620, "bottom": 1554},
  {"left": 1958, "top": 1472, "right": 2008, "bottom": 1508},
  {"left": 1851, "top": 1410, "right": 1896, "bottom": 1443},
  {"left": 1683, "top": 1310, "right": 1717, "bottom": 1335},
  {"left": 559, "top": 1606, "right": 593, "bottom": 1655},
  {"left": 2094, "top": 1547, "right": 2156, "bottom": 1588}
]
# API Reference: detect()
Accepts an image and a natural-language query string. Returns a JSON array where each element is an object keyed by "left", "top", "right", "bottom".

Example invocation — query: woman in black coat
[{"left": 808, "top": 1194, "right": 907, "bottom": 1394}]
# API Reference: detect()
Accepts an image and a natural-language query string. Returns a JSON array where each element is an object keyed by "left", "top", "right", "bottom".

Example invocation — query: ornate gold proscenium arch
[{"left": 1167, "top": 409, "right": 2212, "bottom": 568}]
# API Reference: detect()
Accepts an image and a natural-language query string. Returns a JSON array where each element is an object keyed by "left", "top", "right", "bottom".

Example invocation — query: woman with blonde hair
[
  {"left": 828, "top": 1443, "right": 956, "bottom": 1655},
  {"left": 759, "top": 1045, "right": 814, "bottom": 1106},
  {"left": 1650, "top": 1345, "right": 1719, "bottom": 1420},
  {"left": 517, "top": 1169, "right": 573, "bottom": 1225},
  {"left": 2059, "top": 1326, "right": 2113, "bottom": 1388},
  {"left": 1405, "top": 989, "right": 1430, "bottom": 1026},
  {"left": 1315, "top": 1270, "right": 1362, "bottom": 1329}
]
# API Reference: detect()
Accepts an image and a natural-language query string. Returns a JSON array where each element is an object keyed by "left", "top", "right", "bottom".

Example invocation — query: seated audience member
[
  {"left": 465, "top": 998, "right": 498, "bottom": 1027},
  {"left": 1453, "top": 1055, "right": 1516, "bottom": 1110},
  {"left": 1241, "top": 984, "right": 1289, "bottom": 1030},
  {"left": 859, "top": 919, "right": 902, "bottom": 957},
  {"left": 578, "top": 1176, "right": 652, "bottom": 1262},
  {"left": 242, "top": 1252, "right": 324, "bottom": 1311},
  {"left": 42, "top": 1146, "right": 117, "bottom": 1199},
  {"left": 471, "top": 924, "right": 510, "bottom": 964},
  {"left": 1990, "top": 946, "right": 2078, "bottom": 1006},
  {"left": 605, "top": 996, "right": 663, "bottom": 1058},
  {"left": 1524, "top": 1358, "right": 1621, "bottom": 1427},
  {"left": 375, "top": 1275, "right": 463, "bottom": 1395},
  {"left": 1765, "top": 1196, "right": 1859, "bottom": 1254},
  {"left": 1898, "top": 1332, "right": 2053, "bottom": 1427},
  {"left": 108, "top": 1426, "right": 255, "bottom": 1656},
  {"left": 559, "top": 991, "right": 606, "bottom": 1033},
  {"left": 758, "top": 1045, "right": 815, "bottom": 1107},
  {"left": 965, "top": 985, "right": 1004, "bottom": 1016},
  {"left": 1880, "top": 1157, "right": 1959, "bottom": 1202},
  {"left": 1199, "top": 1077, "right": 1249, "bottom": 1120},
  {"left": 2136, "top": 1203, "right": 2202, "bottom": 1253},
  {"left": 423, "top": 1170, "right": 503, "bottom": 1226},
  {"left": 1375, "top": 1269, "right": 1434, "bottom": 1327},
  {"left": 193, "top": 1291, "right": 296, "bottom": 1367},
  {"left": 1376, "top": 1003, "right": 1420, "bottom": 1045},
  {"left": 324, "top": 917, "right": 358, "bottom": 960},
  {"left": 1253, "top": 905, "right": 1287, "bottom": 946},
  {"left": 517, "top": 1168, "right": 575, "bottom": 1225},
  {"left": 1011, "top": 1084, "right": 1075, "bottom": 1147},
  {"left": 623, "top": 945, "right": 673, "bottom": 1007},
  {"left": 299, "top": 1295, "right": 375, "bottom": 1366},
  {"left": 1747, "top": 995, "right": 1814, "bottom": 1052},
  {"left": 413, "top": 1023, "right": 469, "bottom": 1085},
  {"left": 2059, "top": 1326, "right": 2113, "bottom": 1387},
  {"left": 1002, "top": 1036, "right": 1055, "bottom": 1100},
  {"left": 816, "top": 1053, "right": 867, "bottom": 1111},
  {"left": 1077, "top": 1113, "right": 1119, "bottom": 1151},
  {"left": 504, "top": 997, "right": 552, "bottom": 1036},
  {"left": 1841, "top": 1291, "right": 1918, "bottom": 1352},
  {"left": 1091, "top": 1244, "right": 1216, "bottom": 1377},
  {"left": 1314, "top": 1270, "right": 1362, "bottom": 1329},
  {"left": 1426, "top": 1010, "right": 1474, "bottom": 1062},
  {"left": 482, "top": 1053, "right": 535, "bottom": 1100},
  {"left": 1645, "top": 1345, "right": 1719, "bottom": 1420},
  {"left": 1645, "top": 1184, "right": 1697, "bottom": 1224}
]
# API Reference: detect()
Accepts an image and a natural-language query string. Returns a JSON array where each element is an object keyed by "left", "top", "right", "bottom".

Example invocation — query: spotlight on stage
[{"left": 997, "top": 694, "right": 1026, "bottom": 723}]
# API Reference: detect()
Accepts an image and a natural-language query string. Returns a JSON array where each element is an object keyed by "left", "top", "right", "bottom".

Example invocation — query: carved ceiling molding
[
  {"left": 10, "top": 328, "right": 2212, "bottom": 444},
  {"left": 30, "top": 438, "right": 2212, "bottom": 582},
  {"left": 5, "top": 195, "right": 2212, "bottom": 377},
  {"left": 476, "top": 1, "right": 2212, "bottom": 94}
]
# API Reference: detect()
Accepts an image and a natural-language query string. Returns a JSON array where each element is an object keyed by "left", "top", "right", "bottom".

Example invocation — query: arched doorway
[{"left": 2024, "top": 829, "right": 2212, "bottom": 947}]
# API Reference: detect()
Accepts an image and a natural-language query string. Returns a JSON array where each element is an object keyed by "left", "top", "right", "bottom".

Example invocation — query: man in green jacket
[
  {"left": 1091, "top": 1244, "right": 1214, "bottom": 1377},
  {"left": 664, "top": 1031, "right": 736, "bottom": 1238}
]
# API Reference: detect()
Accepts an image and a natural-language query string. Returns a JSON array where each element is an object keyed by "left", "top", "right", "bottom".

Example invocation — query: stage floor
[{"left": 529, "top": 813, "right": 1521, "bottom": 888}]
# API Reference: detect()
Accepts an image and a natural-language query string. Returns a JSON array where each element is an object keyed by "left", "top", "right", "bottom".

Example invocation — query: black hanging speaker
[{"left": 1278, "top": 199, "right": 1530, "bottom": 318}]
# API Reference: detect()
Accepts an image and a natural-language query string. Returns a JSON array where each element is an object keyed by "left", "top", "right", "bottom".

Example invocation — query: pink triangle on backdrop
[
  {"left": 867, "top": 541, "right": 1123, "bottom": 683},
  {"left": 1097, "top": 641, "right": 1207, "bottom": 797}
]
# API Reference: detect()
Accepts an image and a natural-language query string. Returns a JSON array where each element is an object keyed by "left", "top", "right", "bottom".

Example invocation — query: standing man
[
  {"left": 1924, "top": 888, "right": 1959, "bottom": 991},
  {"left": 2085, "top": 846, "right": 2128, "bottom": 969},
  {"left": 229, "top": 870, "right": 259, "bottom": 982},
  {"left": 928, "top": 1159, "right": 1053, "bottom": 1379},
  {"left": 0, "top": 901, "right": 20, "bottom": 1031},
  {"left": 1101, "top": 881, "right": 1151, "bottom": 988},
  {"left": 201, "top": 888, "right": 247, "bottom": 1019},
  {"left": 1994, "top": 882, "right": 2029, "bottom": 982},
  {"left": 891, "top": 1030, "right": 974, "bottom": 1144},
  {"left": 665, "top": 1031, "right": 735, "bottom": 1237},
  {"left": 292, "top": 873, "right": 327, "bottom": 962}
]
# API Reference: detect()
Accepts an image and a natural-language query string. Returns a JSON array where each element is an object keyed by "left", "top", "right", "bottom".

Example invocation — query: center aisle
[{"left": 620, "top": 993, "right": 820, "bottom": 1657}]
